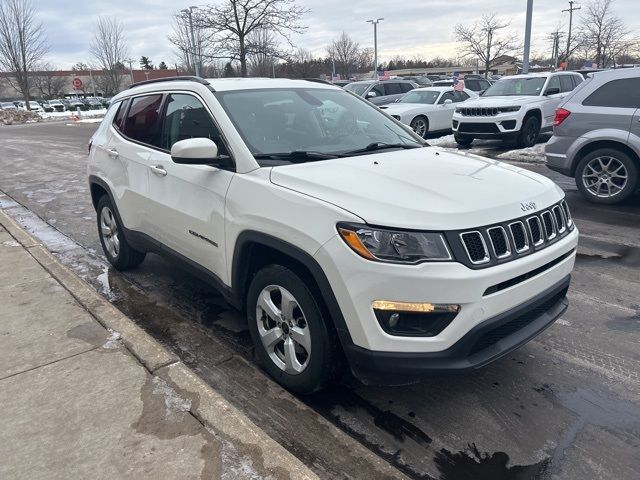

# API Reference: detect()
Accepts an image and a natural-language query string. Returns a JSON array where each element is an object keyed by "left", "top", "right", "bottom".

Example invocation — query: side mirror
[
  {"left": 171, "top": 138, "right": 229, "bottom": 168},
  {"left": 545, "top": 87, "right": 560, "bottom": 96},
  {"left": 365, "top": 91, "right": 377, "bottom": 98},
  {"left": 442, "top": 99, "right": 453, "bottom": 106}
]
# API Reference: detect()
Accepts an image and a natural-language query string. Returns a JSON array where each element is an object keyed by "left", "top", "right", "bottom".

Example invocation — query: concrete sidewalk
[{"left": 0, "top": 212, "right": 317, "bottom": 480}]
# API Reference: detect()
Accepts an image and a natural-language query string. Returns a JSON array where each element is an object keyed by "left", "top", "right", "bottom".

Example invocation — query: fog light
[{"left": 372, "top": 301, "right": 460, "bottom": 337}]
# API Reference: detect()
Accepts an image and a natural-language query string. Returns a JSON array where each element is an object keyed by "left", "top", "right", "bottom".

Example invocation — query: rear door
[{"left": 146, "top": 92, "right": 234, "bottom": 281}]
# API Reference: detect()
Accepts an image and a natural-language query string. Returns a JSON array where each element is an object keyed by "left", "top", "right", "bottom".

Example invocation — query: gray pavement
[
  {"left": 0, "top": 121, "right": 639, "bottom": 479},
  {"left": 0, "top": 213, "right": 317, "bottom": 480}
]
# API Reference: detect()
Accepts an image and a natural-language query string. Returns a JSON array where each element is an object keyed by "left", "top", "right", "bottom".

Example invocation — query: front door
[{"left": 146, "top": 92, "right": 234, "bottom": 282}]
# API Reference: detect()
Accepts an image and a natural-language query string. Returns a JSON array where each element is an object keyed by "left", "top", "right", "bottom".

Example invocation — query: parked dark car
[{"left": 344, "top": 79, "right": 417, "bottom": 105}]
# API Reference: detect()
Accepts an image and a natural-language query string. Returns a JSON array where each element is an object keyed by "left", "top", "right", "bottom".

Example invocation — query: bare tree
[
  {"left": 168, "top": 13, "right": 211, "bottom": 75},
  {"left": 577, "top": 0, "right": 630, "bottom": 68},
  {"left": 455, "top": 14, "right": 519, "bottom": 77},
  {"left": 195, "top": 0, "right": 308, "bottom": 77},
  {"left": 0, "top": 0, "right": 48, "bottom": 109},
  {"left": 31, "top": 63, "right": 66, "bottom": 99},
  {"left": 247, "top": 28, "right": 279, "bottom": 77},
  {"left": 327, "top": 32, "right": 361, "bottom": 78},
  {"left": 89, "top": 17, "right": 128, "bottom": 95}
]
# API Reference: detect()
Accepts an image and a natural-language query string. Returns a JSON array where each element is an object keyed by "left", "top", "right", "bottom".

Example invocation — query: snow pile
[
  {"left": 0, "top": 110, "right": 41, "bottom": 125},
  {"left": 495, "top": 143, "right": 547, "bottom": 163},
  {"left": 427, "top": 134, "right": 457, "bottom": 148},
  {"left": 40, "top": 108, "right": 106, "bottom": 120}
]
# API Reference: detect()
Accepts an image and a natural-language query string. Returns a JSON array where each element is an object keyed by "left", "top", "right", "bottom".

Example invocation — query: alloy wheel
[
  {"left": 582, "top": 156, "right": 628, "bottom": 198},
  {"left": 256, "top": 285, "right": 311, "bottom": 375},
  {"left": 100, "top": 206, "right": 120, "bottom": 258},
  {"left": 411, "top": 117, "right": 428, "bottom": 138}
]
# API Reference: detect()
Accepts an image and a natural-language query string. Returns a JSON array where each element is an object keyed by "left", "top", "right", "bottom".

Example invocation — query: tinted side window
[
  {"left": 439, "top": 91, "right": 455, "bottom": 104},
  {"left": 399, "top": 82, "right": 414, "bottom": 93},
  {"left": 545, "top": 76, "right": 561, "bottom": 93},
  {"left": 478, "top": 80, "right": 491, "bottom": 90},
  {"left": 122, "top": 94, "right": 164, "bottom": 147},
  {"left": 559, "top": 75, "right": 574, "bottom": 92},
  {"left": 160, "top": 94, "right": 228, "bottom": 155},
  {"left": 370, "top": 84, "right": 385, "bottom": 96},
  {"left": 573, "top": 75, "right": 583, "bottom": 87},
  {"left": 583, "top": 78, "right": 640, "bottom": 108},
  {"left": 453, "top": 91, "right": 470, "bottom": 102},
  {"left": 384, "top": 83, "right": 403, "bottom": 95},
  {"left": 112, "top": 100, "right": 128, "bottom": 132}
]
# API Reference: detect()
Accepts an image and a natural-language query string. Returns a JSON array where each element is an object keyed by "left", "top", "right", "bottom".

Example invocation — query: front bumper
[
  {"left": 452, "top": 111, "right": 522, "bottom": 138},
  {"left": 345, "top": 275, "right": 569, "bottom": 384}
]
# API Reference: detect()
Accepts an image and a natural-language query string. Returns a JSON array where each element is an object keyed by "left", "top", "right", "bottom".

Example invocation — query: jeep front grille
[
  {"left": 460, "top": 231, "right": 490, "bottom": 264},
  {"left": 453, "top": 200, "right": 574, "bottom": 269},
  {"left": 459, "top": 107, "right": 499, "bottom": 117}
]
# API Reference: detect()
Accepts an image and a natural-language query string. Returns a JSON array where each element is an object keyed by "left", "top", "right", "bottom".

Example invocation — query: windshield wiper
[
  {"left": 339, "top": 142, "right": 423, "bottom": 156},
  {"left": 253, "top": 150, "right": 341, "bottom": 163}
]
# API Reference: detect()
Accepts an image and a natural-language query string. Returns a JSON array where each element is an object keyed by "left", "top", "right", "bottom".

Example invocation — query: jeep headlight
[
  {"left": 338, "top": 224, "right": 452, "bottom": 263},
  {"left": 498, "top": 106, "right": 521, "bottom": 113}
]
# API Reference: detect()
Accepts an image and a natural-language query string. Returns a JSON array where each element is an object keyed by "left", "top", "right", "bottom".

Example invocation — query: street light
[
  {"left": 366, "top": 18, "right": 384, "bottom": 79},
  {"left": 181, "top": 6, "right": 200, "bottom": 77}
]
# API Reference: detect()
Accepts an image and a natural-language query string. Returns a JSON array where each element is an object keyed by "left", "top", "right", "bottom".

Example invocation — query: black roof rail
[{"left": 128, "top": 76, "right": 211, "bottom": 89}]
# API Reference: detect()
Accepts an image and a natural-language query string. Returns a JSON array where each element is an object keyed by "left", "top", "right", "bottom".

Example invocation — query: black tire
[
  {"left": 454, "top": 133, "right": 473, "bottom": 146},
  {"left": 410, "top": 115, "right": 429, "bottom": 139},
  {"left": 574, "top": 148, "right": 638, "bottom": 204},
  {"left": 246, "top": 264, "right": 342, "bottom": 394},
  {"left": 96, "top": 195, "right": 146, "bottom": 270},
  {"left": 516, "top": 115, "right": 540, "bottom": 148}
]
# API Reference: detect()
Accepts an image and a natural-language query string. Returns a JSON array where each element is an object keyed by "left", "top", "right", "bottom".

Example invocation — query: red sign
[{"left": 72, "top": 78, "right": 83, "bottom": 89}]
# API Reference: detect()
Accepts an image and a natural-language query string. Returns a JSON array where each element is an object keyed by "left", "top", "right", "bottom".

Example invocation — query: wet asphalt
[{"left": 0, "top": 121, "right": 639, "bottom": 480}]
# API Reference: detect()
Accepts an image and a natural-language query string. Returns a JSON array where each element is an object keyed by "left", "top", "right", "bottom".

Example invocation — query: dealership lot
[{"left": 0, "top": 121, "right": 639, "bottom": 479}]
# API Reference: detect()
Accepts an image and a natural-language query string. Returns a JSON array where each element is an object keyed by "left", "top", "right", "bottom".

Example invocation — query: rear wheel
[
  {"left": 454, "top": 133, "right": 473, "bottom": 146},
  {"left": 246, "top": 265, "right": 341, "bottom": 394},
  {"left": 410, "top": 115, "right": 429, "bottom": 139},
  {"left": 96, "top": 195, "right": 146, "bottom": 270},
  {"left": 575, "top": 148, "right": 638, "bottom": 204},
  {"left": 516, "top": 115, "right": 540, "bottom": 148}
]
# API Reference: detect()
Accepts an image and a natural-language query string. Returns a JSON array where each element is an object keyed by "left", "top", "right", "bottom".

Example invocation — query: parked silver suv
[
  {"left": 545, "top": 68, "right": 640, "bottom": 204},
  {"left": 344, "top": 80, "right": 417, "bottom": 106}
]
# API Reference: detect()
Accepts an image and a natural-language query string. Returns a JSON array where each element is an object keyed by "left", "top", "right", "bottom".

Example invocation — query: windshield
[
  {"left": 483, "top": 77, "right": 546, "bottom": 96},
  {"left": 344, "top": 83, "right": 370, "bottom": 96},
  {"left": 215, "top": 88, "right": 423, "bottom": 164},
  {"left": 399, "top": 90, "right": 441, "bottom": 104}
]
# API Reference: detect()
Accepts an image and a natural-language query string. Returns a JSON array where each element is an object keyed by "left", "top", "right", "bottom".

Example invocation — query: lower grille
[
  {"left": 470, "top": 287, "right": 567, "bottom": 355},
  {"left": 458, "top": 123, "right": 500, "bottom": 133}
]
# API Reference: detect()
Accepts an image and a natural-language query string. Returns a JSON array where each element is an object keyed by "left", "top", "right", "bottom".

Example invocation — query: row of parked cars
[
  {"left": 0, "top": 97, "right": 110, "bottom": 113},
  {"left": 340, "top": 68, "right": 640, "bottom": 204}
]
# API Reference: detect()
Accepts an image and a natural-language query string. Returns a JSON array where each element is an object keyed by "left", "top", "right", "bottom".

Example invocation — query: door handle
[
  {"left": 150, "top": 165, "right": 167, "bottom": 177},
  {"left": 107, "top": 148, "right": 119, "bottom": 159}
]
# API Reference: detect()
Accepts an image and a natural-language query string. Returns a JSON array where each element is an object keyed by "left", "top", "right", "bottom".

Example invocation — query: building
[{"left": 0, "top": 68, "right": 180, "bottom": 101}]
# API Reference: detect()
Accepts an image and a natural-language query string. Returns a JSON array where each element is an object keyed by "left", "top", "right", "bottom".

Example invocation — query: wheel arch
[
  {"left": 571, "top": 140, "right": 640, "bottom": 176},
  {"left": 231, "top": 231, "right": 354, "bottom": 348},
  {"left": 523, "top": 108, "right": 542, "bottom": 123}
]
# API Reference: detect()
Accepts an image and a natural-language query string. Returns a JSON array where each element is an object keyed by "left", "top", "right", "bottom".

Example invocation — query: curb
[{"left": 0, "top": 209, "right": 319, "bottom": 480}]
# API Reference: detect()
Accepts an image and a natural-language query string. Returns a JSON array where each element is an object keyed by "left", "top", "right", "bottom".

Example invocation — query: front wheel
[
  {"left": 454, "top": 133, "right": 473, "bottom": 146},
  {"left": 410, "top": 115, "right": 429, "bottom": 139},
  {"left": 246, "top": 265, "right": 342, "bottom": 394},
  {"left": 516, "top": 116, "right": 540, "bottom": 148},
  {"left": 575, "top": 148, "right": 638, "bottom": 204}
]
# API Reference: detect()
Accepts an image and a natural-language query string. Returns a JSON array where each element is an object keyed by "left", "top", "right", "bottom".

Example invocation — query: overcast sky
[{"left": 35, "top": 0, "right": 640, "bottom": 69}]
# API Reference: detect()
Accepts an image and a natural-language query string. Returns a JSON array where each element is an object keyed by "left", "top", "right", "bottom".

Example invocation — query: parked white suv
[
  {"left": 88, "top": 77, "right": 578, "bottom": 393},
  {"left": 452, "top": 72, "right": 584, "bottom": 147}
]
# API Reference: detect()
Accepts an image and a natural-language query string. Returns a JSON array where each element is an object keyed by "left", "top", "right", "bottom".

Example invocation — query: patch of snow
[
  {"left": 102, "top": 329, "right": 122, "bottom": 349},
  {"left": 40, "top": 108, "right": 106, "bottom": 120},
  {"left": 2, "top": 239, "right": 20, "bottom": 247},
  {"left": 495, "top": 143, "right": 546, "bottom": 163},
  {"left": 205, "top": 427, "right": 275, "bottom": 480},
  {"left": 152, "top": 376, "right": 192, "bottom": 416},
  {"left": 427, "top": 134, "right": 456, "bottom": 148}
]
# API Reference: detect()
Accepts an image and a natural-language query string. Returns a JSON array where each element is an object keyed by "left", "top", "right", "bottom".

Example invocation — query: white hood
[
  {"left": 460, "top": 96, "right": 542, "bottom": 108},
  {"left": 269, "top": 147, "right": 563, "bottom": 230}
]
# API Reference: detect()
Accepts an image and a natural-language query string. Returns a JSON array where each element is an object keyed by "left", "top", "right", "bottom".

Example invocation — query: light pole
[
  {"left": 182, "top": 6, "right": 200, "bottom": 77},
  {"left": 563, "top": 1, "right": 581, "bottom": 64},
  {"left": 523, "top": 0, "right": 533, "bottom": 74},
  {"left": 366, "top": 18, "right": 384, "bottom": 79}
]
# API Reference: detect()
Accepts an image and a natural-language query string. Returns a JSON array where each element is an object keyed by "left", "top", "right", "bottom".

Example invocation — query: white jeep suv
[
  {"left": 451, "top": 72, "right": 584, "bottom": 148},
  {"left": 88, "top": 77, "right": 578, "bottom": 393}
]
